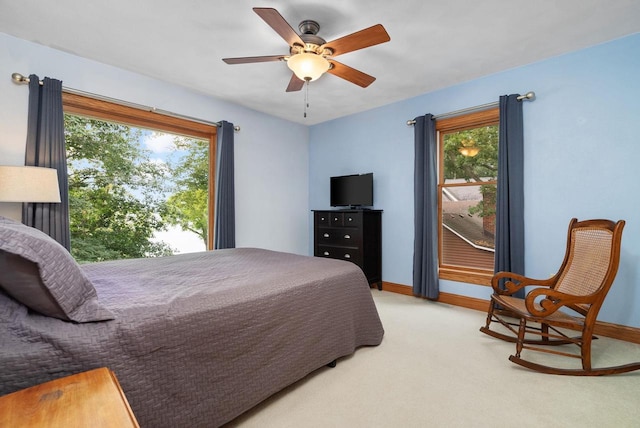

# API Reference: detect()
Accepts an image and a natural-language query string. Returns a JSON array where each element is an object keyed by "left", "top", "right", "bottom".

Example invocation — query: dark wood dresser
[{"left": 313, "top": 209, "right": 382, "bottom": 289}]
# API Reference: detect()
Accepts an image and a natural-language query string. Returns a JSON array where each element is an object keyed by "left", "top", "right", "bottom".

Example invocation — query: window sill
[{"left": 439, "top": 268, "right": 492, "bottom": 286}]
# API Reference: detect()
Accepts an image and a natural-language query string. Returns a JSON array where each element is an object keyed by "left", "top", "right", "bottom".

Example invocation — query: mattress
[{"left": 0, "top": 247, "right": 384, "bottom": 427}]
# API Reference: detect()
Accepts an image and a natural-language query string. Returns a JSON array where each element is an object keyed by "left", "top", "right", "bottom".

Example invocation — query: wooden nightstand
[{"left": 0, "top": 367, "right": 139, "bottom": 427}]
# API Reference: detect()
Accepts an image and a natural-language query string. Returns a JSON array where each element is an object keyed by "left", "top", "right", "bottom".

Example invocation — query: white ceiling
[{"left": 1, "top": 0, "right": 639, "bottom": 125}]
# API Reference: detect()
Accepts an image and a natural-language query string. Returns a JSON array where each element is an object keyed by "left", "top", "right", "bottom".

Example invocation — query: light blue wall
[
  {"left": 2, "top": 30, "right": 639, "bottom": 328},
  {"left": 0, "top": 33, "right": 310, "bottom": 255},
  {"left": 309, "top": 33, "right": 640, "bottom": 328}
]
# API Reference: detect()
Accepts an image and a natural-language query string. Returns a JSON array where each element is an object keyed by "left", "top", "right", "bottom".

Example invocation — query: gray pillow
[
  {"left": 0, "top": 250, "right": 69, "bottom": 319},
  {"left": 0, "top": 217, "right": 114, "bottom": 322}
]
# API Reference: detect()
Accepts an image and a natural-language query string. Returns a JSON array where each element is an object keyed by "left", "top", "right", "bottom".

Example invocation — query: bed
[{"left": 0, "top": 216, "right": 384, "bottom": 427}]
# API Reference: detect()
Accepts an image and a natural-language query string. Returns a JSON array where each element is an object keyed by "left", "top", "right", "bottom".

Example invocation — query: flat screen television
[{"left": 330, "top": 173, "right": 373, "bottom": 208}]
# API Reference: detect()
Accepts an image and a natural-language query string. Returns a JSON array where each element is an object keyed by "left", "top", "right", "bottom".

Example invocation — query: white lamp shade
[
  {"left": 287, "top": 53, "right": 330, "bottom": 82},
  {"left": 0, "top": 166, "right": 62, "bottom": 203}
]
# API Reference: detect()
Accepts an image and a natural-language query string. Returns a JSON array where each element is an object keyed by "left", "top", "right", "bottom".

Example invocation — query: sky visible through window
[{"left": 142, "top": 130, "right": 207, "bottom": 254}]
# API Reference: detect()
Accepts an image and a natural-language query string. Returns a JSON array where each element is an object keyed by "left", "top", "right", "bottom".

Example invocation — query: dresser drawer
[
  {"left": 342, "top": 212, "right": 361, "bottom": 227},
  {"left": 326, "top": 212, "right": 362, "bottom": 227},
  {"left": 316, "top": 227, "right": 362, "bottom": 246},
  {"left": 316, "top": 246, "right": 364, "bottom": 266},
  {"left": 329, "top": 212, "right": 344, "bottom": 226},
  {"left": 314, "top": 211, "right": 330, "bottom": 226}
]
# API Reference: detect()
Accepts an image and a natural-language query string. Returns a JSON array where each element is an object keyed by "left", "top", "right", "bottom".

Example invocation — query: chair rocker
[{"left": 480, "top": 218, "right": 640, "bottom": 375}]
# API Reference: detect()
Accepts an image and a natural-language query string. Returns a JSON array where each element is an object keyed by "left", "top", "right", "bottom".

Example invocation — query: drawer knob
[
  {"left": 344, "top": 254, "right": 351, "bottom": 259},
  {"left": 323, "top": 233, "right": 330, "bottom": 238},
  {"left": 333, "top": 217, "right": 339, "bottom": 221},
  {"left": 344, "top": 234, "right": 351, "bottom": 239},
  {"left": 320, "top": 217, "right": 325, "bottom": 221},
  {"left": 348, "top": 217, "right": 353, "bottom": 222},
  {"left": 323, "top": 251, "right": 330, "bottom": 256}
]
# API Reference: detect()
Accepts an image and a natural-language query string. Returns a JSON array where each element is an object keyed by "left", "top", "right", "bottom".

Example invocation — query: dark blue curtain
[
  {"left": 22, "top": 75, "right": 71, "bottom": 251},
  {"left": 494, "top": 95, "right": 525, "bottom": 295},
  {"left": 214, "top": 120, "right": 235, "bottom": 249},
  {"left": 413, "top": 114, "right": 439, "bottom": 299}
]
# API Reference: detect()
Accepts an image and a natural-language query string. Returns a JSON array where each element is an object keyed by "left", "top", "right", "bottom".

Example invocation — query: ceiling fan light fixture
[{"left": 287, "top": 52, "right": 330, "bottom": 81}]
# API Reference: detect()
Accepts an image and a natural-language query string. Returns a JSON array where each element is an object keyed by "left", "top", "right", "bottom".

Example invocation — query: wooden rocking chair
[{"left": 480, "top": 218, "right": 640, "bottom": 375}]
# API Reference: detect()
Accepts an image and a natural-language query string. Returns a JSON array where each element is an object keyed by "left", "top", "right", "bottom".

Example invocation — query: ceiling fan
[{"left": 222, "top": 7, "right": 390, "bottom": 92}]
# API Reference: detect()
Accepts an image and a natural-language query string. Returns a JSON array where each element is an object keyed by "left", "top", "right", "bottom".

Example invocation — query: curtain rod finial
[
  {"left": 523, "top": 91, "right": 535, "bottom": 101},
  {"left": 11, "top": 73, "right": 29, "bottom": 84}
]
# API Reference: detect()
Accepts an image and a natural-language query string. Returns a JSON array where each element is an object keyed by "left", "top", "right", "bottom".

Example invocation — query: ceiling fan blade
[
  {"left": 322, "top": 24, "right": 390, "bottom": 57},
  {"left": 222, "top": 55, "right": 285, "bottom": 64},
  {"left": 253, "top": 7, "right": 305, "bottom": 47},
  {"left": 286, "top": 74, "right": 305, "bottom": 92},
  {"left": 327, "top": 60, "right": 376, "bottom": 88}
]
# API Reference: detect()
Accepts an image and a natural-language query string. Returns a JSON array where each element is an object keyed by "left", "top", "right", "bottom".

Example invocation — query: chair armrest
[
  {"left": 491, "top": 272, "right": 555, "bottom": 295},
  {"left": 524, "top": 288, "right": 595, "bottom": 317}
]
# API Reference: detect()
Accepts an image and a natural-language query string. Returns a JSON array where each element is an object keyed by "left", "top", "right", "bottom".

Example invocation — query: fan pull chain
[
  {"left": 304, "top": 81, "right": 308, "bottom": 118},
  {"left": 304, "top": 78, "right": 310, "bottom": 118}
]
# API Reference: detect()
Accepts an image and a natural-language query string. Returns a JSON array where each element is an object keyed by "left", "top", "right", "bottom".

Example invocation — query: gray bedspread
[{"left": 0, "top": 248, "right": 384, "bottom": 427}]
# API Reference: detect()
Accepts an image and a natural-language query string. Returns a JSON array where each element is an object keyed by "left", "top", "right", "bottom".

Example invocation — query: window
[
  {"left": 62, "top": 93, "right": 217, "bottom": 262},
  {"left": 437, "top": 108, "right": 499, "bottom": 285}
]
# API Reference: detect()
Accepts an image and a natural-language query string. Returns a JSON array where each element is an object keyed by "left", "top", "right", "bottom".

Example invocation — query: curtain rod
[
  {"left": 11, "top": 72, "right": 240, "bottom": 132},
  {"left": 406, "top": 91, "right": 535, "bottom": 126}
]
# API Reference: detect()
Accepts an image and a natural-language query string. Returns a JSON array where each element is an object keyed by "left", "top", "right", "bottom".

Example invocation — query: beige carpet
[{"left": 226, "top": 290, "right": 640, "bottom": 427}]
